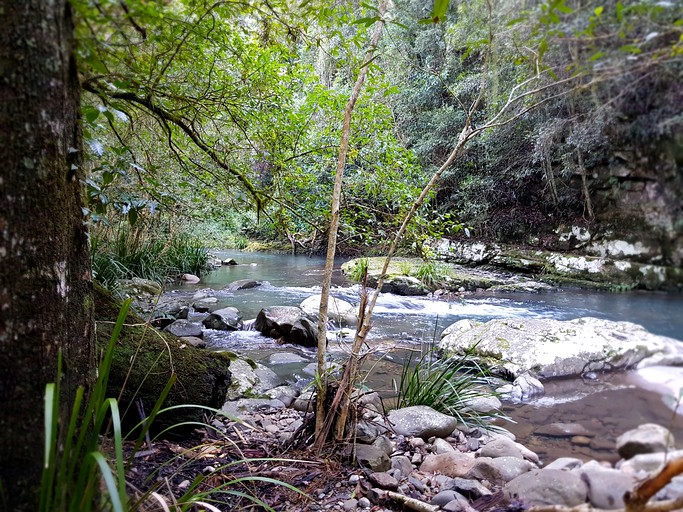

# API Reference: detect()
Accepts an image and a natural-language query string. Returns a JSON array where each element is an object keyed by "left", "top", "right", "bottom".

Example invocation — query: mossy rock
[{"left": 95, "top": 283, "right": 234, "bottom": 436}]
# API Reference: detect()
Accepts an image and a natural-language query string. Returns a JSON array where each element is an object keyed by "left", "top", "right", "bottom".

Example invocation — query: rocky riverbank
[{"left": 128, "top": 388, "right": 683, "bottom": 511}]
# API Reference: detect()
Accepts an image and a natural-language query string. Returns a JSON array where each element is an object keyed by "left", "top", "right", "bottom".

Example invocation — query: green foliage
[
  {"left": 40, "top": 301, "right": 133, "bottom": 512},
  {"left": 40, "top": 300, "right": 305, "bottom": 511},
  {"left": 91, "top": 226, "right": 212, "bottom": 289},
  {"left": 415, "top": 261, "right": 448, "bottom": 288},
  {"left": 393, "top": 349, "right": 503, "bottom": 429},
  {"left": 347, "top": 257, "right": 369, "bottom": 283}
]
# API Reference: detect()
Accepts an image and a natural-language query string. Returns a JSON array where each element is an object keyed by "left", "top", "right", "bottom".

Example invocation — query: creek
[{"left": 170, "top": 249, "right": 683, "bottom": 464}]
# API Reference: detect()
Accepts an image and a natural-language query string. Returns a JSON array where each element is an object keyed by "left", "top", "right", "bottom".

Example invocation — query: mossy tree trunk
[{"left": 0, "top": 2, "right": 94, "bottom": 510}]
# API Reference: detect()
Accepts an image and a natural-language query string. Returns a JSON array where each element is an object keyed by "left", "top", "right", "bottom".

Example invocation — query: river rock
[
  {"left": 354, "top": 444, "right": 390, "bottom": 472},
  {"left": 485, "top": 456, "right": 534, "bottom": 482},
  {"left": 574, "top": 461, "right": 637, "bottom": 509},
  {"left": 387, "top": 406, "right": 459, "bottom": 438},
  {"left": 181, "top": 273, "right": 200, "bottom": 283},
  {"left": 420, "top": 451, "right": 476, "bottom": 477},
  {"left": 535, "top": 422, "right": 593, "bottom": 438},
  {"left": 202, "top": 307, "right": 243, "bottom": 331},
  {"left": 368, "top": 472, "right": 398, "bottom": 490},
  {"left": 390, "top": 455, "right": 413, "bottom": 479},
  {"left": 223, "top": 279, "right": 262, "bottom": 291},
  {"left": 300, "top": 294, "right": 358, "bottom": 326},
  {"left": 379, "top": 275, "right": 430, "bottom": 296},
  {"left": 480, "top": 436, "right": 523, "bottom": 459},
  {"left": 164, "top": 319, "right": 203, "bottom": 338},
  {"left": 222, "top": 258, "right": 238, "bottom": 265},
  {"left": 618, "top": 449, "right": 683, "bottom": 474},
  {"left": 254, "top": 306, "right": 318, "bottom": 347},
  {"left": 504, "top": 469, "right": 588, "bottom": 507},
  {"left": 441, "top": 477, "right": 492, "bottom": 499},
  {"left": 440, "top": 317, "right": 683, "bottom": 379},
  {"left": 616, "top": 423, "right": 674, "bottom": 460}
]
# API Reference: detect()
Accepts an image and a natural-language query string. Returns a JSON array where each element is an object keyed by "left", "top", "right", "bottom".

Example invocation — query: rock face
[
  {"left": 439, "top": 316, "right": 683, "bottom": 379},
  {"left": 202, "top": 306, "right": 243, "bottom": 331},
  {"left": 254, "top": 306, "right": 318, "bottom": 347},
  {"left": 430, "top": 238, "right": 683, "bottom": 291},
  {"left": 387, "top": 406, "right": 459, "bottom": 438},
  {"left": 300, "top": 294, "right": 357, "bottom": 326}
]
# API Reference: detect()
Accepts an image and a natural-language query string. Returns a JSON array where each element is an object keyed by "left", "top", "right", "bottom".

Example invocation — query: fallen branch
[{"left": 377, "top": 489, "right": 439, "bottom": 512}]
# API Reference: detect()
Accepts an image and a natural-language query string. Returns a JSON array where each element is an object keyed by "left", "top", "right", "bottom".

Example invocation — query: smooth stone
[
  {"left": 264, "top": 385, "right": 299, "bottom": 408},
  {"left": 342, "top": 498, "right": 358, "bottom": 511},
  {"left": 202, "top": 306, "right": 243, "bottom": 331},
  {"left": 485, "top": 456, "right": 534, "bottom": 482},
  {"left": 447, "top": 477, "right": 492, "bottom": 499},
  {"left": 545, "top": 457, "right": 584, "bottom": 471},
  {"left": 388, "top": 406, "right": 458, "bottom": 439},
  {"left": 463, "top": 457, "right": 503, "bottom": 483},
  {"left": 504, "top": 469, "right": 588, "bottom": 507},
  {"left": 575, "top": 461, "right": 637, "bottom": 509},
  {"left": 224, "top": 279, "right": 262, "bottom": 291},
  {"left": 354, "top": 444, "right": 390, "bottom": 472},
  {"left": 616, "top": 423, "right": 674, "bottom": 460},
  {"left": 463, "top": 395, "right": 502, "bottom": 413},
  {"left": 535, "top": 422, "right": 593, "bottom": 438},
  {"left": 368, "top": 472, "right": 398, "bottom": 490},
  {"left": 433, "top": 438, "right": 456, "bottom": 454},
  {"left": 431, "top": 490, "right": 463, "bottom": 508},
  {"left": 163, "top": 319, "right": 203, "bottom": 338},
  {"left": 480, "top": 436, "right": 523, "bottom": 459},
  {"left": 181, "top": 273, "right": 200, "bottom": 283},
  {"left": 572, "top": 436, "right": 592, "bottom": 446},
  {"left": 390, "top": 455, "right": 413, "bottom": 479},
  {"left": 372, "top": 435, "right": 394, "bottom": 457},
  {"left": 291, "top": 391, "right": 316, "bottom": 412},
  {"left": 618, "top": 449, "right": 683, "bottom": 474},
  {"left": 420, "top": 451, "right": 476, "bottom": 478}
]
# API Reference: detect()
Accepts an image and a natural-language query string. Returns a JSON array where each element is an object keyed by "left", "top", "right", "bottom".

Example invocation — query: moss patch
[{"left": 95, "top": 284, "right": 232, "bottom": 436}]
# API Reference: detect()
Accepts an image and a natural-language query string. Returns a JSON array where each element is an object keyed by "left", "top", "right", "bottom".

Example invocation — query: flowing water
[{"left": 170, "top": 250, "right": 683, "bottom": 463}]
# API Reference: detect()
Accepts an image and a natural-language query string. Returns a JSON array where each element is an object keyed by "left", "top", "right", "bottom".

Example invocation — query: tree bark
[{"left": 0, "top": 2, "right": 93, "bottom": 510}]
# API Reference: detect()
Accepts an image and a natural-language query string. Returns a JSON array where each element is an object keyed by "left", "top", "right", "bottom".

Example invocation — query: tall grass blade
[{"left": 90, "top": 452, "right": 125, "bottom": 512}]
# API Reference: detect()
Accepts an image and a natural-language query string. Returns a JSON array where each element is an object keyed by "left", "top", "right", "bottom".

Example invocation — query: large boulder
[
  {"left": 300, "top": 294, "right": 357, "bottom": 326},
  {"left": 254, "top": 306, "right": 318, "bottom": 347},
  {"left": 503, "top": 469, "right": 588, "bottom": 507},
  {"left": 202, "top": 306, "right": 243, "bottom": 331},
  {"left": 163, "top": 319, "right": 203, "bottom": 338},
  {"left": 95, "top": 284, "right": 233, "bottom": 435},
  {"left": 616, "top": 423, "right": 674, "bottom": 460},
  {"left": 223, "top": 279, "right": 262, "bottom": 291},
  {"left": 387, "top": 405, "right": 459, "bottom": 438},
  {"left": 439, "top": 317, "right": 683, "bottom": 379}
]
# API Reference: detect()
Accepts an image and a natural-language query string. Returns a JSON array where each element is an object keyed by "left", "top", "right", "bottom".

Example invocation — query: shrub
[{"left": 393, "top": 348, "right": 505, "bottom": 429}]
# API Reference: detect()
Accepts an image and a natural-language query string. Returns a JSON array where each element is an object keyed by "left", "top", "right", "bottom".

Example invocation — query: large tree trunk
[{"left": 0, "top": 2, "right": 93, "bottom": 510}]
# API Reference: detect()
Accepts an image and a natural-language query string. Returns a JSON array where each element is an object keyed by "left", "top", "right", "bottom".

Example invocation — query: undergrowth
[
  {"left": 40, "top": 299, "right": 304, "bottom": 511},
  {"left": 394, "top": 348, "right": 508, "bottom": 430}
]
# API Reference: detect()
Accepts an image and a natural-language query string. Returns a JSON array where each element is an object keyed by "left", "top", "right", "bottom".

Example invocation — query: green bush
[
  {"left": 91, "top": 228, "right": 212, "bottom": 289},
  {"left": 394, "top": 349, "right": 505, "bottom": 429}
]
